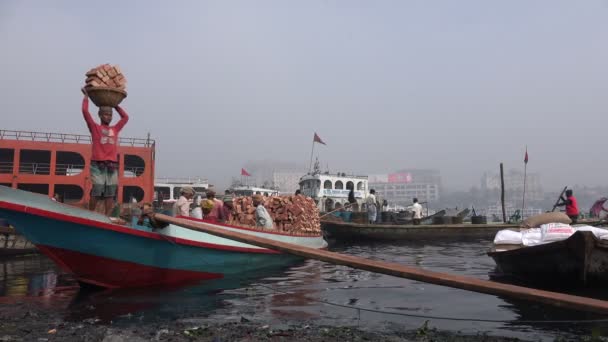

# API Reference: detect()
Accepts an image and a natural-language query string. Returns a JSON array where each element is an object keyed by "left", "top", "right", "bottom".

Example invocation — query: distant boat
[{"left": 0, "top": 185, "right": 327, "bottom": 288}]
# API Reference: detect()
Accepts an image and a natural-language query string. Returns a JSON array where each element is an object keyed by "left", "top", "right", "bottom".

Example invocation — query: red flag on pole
[
  {"left": 313, "top": 132, "right": 326, "bottom": 145},
  {"left": 241, "top": 168, "right": 251, "bottom": 177},
  {"left": 524, "top": 148, "right": 529, "bottom": 164}
]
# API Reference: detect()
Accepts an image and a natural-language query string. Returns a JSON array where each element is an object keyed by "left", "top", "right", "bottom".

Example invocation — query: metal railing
[
  {"left": 155, "top": 177, "right": 209, "bottom": 185},
  {"left": 124, "top": 166, "right": 145, "bottom": 177},
  {"left": 0, "top": 162, "right": 13, "bottom": 174},
  {"left": 0, "top": 129, "right": 155, "bottom": 148},
  {"left": 19, "top": 162, "right": 51, "bottom": 175},
  {"left": 55, "top": 163, "right": 86, "bottom": 176}
]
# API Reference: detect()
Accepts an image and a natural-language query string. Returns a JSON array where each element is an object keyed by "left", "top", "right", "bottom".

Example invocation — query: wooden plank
[{"left": 154, "top": 214, "right": 608, "bottom": 315}]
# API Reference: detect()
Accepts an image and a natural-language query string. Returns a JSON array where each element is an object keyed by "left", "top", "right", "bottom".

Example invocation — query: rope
[{"left": 254, "top": 283, "right": 608, "bottom": 324}]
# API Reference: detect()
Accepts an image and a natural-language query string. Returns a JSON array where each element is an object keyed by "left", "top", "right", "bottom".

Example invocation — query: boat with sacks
[
  {"left": 488, "top": 214, "right": 608, "bottom": 286},
  {"left": 0, "top": 185, "right": 327, "bottom": 288}
]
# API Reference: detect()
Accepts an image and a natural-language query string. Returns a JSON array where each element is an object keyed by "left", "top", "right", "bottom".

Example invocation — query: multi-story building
[
  {"left": 369, "top": 169, "right": 441, "bottom": 207},
  {"left": 481, "top": 169, "right": 543, "bottom": 202}
]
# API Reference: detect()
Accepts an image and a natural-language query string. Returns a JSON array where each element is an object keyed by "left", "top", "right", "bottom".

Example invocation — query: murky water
[{"left": 1, "top": 237, "right": 607, "bottom": 341}]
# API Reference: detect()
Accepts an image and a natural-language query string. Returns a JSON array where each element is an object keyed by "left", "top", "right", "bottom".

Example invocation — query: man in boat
[
  {"left": 366, "top": 189, "right": 377, "bottom": 224},
  {"left": 81, "top": 88, "right": 129, "bottom": 216},
  {"left": 295, "top": 189, "right": 302, "bottom": 196},
  {"left": 590, "top": 198, "right": 608, "bottom": 219},
  {"left": 206, "top": 190, "right": 224, "bottom": 221},
  {"left": 556, "top": 189, "right": 579, "bottom": 224},
  {"left": 410, "top": 198, "right": 423, "bottom": 225},
  {"left": 220, "top": 196, "right": 234, "bottom": 223},
  {"left": 173, "top": 186, "right": 195, "bottom": 217},
  {"left": 253, "top": 194, "right": 273, "bottom": 229}
]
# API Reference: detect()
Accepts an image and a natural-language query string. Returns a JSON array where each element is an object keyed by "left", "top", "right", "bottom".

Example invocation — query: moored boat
[
  {"left": 321, "top": 220, "right": 521, "bottom": 241},
  {"left": 488, "top": 230, "right": 608, "bottom": 286},
  {"left": 0, "top": 185, "right": 327, "bottom": 288}
]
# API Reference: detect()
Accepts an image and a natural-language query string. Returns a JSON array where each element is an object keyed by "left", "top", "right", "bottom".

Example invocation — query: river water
[{"left": 1, "top": 237, "right": 607, "bottom": 341}]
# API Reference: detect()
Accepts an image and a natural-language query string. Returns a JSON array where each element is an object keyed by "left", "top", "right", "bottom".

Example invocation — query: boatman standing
[
  {"left": 82, "top": 88, "right": 129, "bottom": 216},
  {"left": 366, "top": 189, "right": 377, "bottom": 224},
  {"left": 556, "top": 189, "right": 579, "bottom": 224},
  {"left": 410, "top": 198, "right": 424, "bottom": 225}
]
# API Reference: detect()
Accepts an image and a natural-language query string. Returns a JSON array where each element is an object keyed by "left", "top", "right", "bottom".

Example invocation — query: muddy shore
[{"left": 0, "top": 301, "right": 531, "bottom": 342}]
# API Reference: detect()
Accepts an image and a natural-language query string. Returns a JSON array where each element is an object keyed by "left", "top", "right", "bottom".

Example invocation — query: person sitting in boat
[
  {"left": 173, "top": 186, "right": 195, "bottom": 217},
  {"left": 220, "top": 196, "right": 234, "bottom": 223},
  {"left": 190, "top": 195, "right": 203, "bottom": 219},
  {"left": 201, "top": 199, "right": 217, "bottom": 221},
  {"left": 205, "top": 190, "right": 224, "bottom": 221},
  {"left": 409, "top": 198, "right": 424, "bottom": 225},
  {"left": 556, "top": 189, "right": 579, "bottom": 224},
  {"left": 295, "top": 189, "right": 301, "bottom": 196},
  {"left": 81, "top": 88, "right": 129, "bottom": 216},
  {"left": 253, "top": 194, "right": 273, "bottom": 229},
  {"left": 366, "top": 189, "right": 377, "bottom": 224}
]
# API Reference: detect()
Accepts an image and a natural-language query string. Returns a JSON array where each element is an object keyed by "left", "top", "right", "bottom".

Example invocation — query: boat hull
[
  {"left": 0, "top": 186, "right": 326, "bottom": 288},
  {"left": 488, "top": 231, "right": 608, "bottom": 286},
  {"left": 321, "top": 220, "right": 520, "bottom": 241}
]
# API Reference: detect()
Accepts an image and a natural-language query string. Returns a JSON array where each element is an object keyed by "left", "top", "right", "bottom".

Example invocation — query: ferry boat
[
  {"left": 0, "top": 129, "right": 155, "bottom": 205},
  {"left": 299, "top": 171, "right": 369, "bottom": 212},
  {"left": 154, "top": 177, "right": 210, "bottom": 205},
  {"left": 230, "top": 185, "right": 280, "bottom": 197}
]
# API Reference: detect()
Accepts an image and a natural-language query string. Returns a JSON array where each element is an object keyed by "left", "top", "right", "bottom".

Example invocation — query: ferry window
[
  {"left": 323, "top": 180, "right": 332, "bottom": 189},
  {"left": 54, "top": 184, "right": 84, "bottom": 203},
  {"left": 55, "top": 151, "right": 85, "bottom": 176},
  {"left": 346, "top": 181, "right": 354, "bottom": 190},
  {"left": 124, "top": 155, "right": 145, "bottom": 177},
  {"left": 193, "top": 187, "right": 207, "bottom": 194},
  {"left": 17, "top": 183, "right": 49, "bottom": 195},
  {"left": 0, "top": 148, "right": 14, "bottom": 174},
  {"left": 19, "top": 149, "right": 51, "bottom": 175},
  {"left": 335, "top": 181, "right": 343, "bottom": 190},
  {"left": 154, "top": 186, "right": 170, "bottom": 200},
  {"left": 356, "top": 182, "right": 364, "bottom": 190},
  {"left": 123, "top": 186, "right": 145, "bottom": 203}
]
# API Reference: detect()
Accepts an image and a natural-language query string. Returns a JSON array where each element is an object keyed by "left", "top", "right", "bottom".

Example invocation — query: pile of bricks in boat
[
  {"left": 230, "top": 195, "right": 321, "bottom": 234},
  {"left": 84, "top": 64, "right": 127, "bottom": 90}
]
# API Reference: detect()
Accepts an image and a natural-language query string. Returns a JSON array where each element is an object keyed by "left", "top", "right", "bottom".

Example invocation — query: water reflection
[{"left": 2, "top": 239, "right": 608, "bottom": 340}]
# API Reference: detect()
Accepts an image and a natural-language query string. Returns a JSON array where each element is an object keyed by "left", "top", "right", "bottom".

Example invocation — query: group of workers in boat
[{"left": 171, "top": 187, "right": 274, "bottom": 229}]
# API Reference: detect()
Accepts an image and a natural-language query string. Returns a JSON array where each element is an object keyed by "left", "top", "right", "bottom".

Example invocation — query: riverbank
[{"left": 0, "top": 301, "right": 525, "bottom": 342}]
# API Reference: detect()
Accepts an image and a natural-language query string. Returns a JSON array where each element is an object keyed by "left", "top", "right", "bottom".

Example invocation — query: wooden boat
[
  {"left": 488, "top": 231, "right": 608, "bottom": 286},
  {"left": 0, "top": 186, "right": 327, "bottom": 288},
  {"left": 321, "top": 220, "right": 521, "bottom": 241}
]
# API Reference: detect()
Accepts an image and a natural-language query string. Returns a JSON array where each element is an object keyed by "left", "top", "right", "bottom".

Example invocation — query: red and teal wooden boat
[{"left": 0, "top": 186, "right": 327, "bottom": 288}]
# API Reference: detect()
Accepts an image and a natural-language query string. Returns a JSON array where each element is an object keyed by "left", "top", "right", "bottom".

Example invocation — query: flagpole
[
  {"left": 522, "top": 146, "right": 528, "bottom": 220},
  {"left": 308, "top": 139, "right": 315, "bottom": 173}
]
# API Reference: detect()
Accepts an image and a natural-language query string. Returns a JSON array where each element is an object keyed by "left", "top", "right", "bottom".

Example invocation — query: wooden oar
[
  {"left": 154, "top": 213, "right": 608, "bottom": 315},
  {"left": 551, "top": 186, "right": 568, "bottom": 212}
]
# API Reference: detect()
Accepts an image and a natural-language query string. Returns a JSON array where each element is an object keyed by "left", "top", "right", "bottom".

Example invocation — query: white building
[
  {"left": 369, "top": 169, "right": 441, "bottom": 207},
  {"left": 481, "top": 169, "right": 543, "bottom": 202}
]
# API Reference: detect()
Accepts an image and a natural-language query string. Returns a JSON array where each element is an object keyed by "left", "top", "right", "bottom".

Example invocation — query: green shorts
[{"left": 90, "top": 161, "right": 118, "bottom": 198}]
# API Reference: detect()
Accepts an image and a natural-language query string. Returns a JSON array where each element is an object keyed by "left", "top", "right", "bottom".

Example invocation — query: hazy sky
[{"left": 1, "top": 1, "right": 606, "bottom": 190}]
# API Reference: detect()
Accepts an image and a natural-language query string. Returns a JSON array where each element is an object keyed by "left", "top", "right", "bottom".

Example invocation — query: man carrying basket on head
[{"left": 81, "top": 87, "right": 129, "bottom": 215}]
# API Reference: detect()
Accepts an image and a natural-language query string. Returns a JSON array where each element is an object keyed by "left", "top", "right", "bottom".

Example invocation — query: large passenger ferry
[
  {"left": 299, "top": 171, "right": 369, "bottom": 212},
  {"left": 0, "top": 129, "right": 155, "bottom": 206}
]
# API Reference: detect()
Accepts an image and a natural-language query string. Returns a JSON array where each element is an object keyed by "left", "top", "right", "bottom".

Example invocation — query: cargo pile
[
  {"left": 230, "top": 195, "right": 321, "bottom": 234},
  {"left": 84, "top": 64, "right": 127, "bottom": 91}
]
